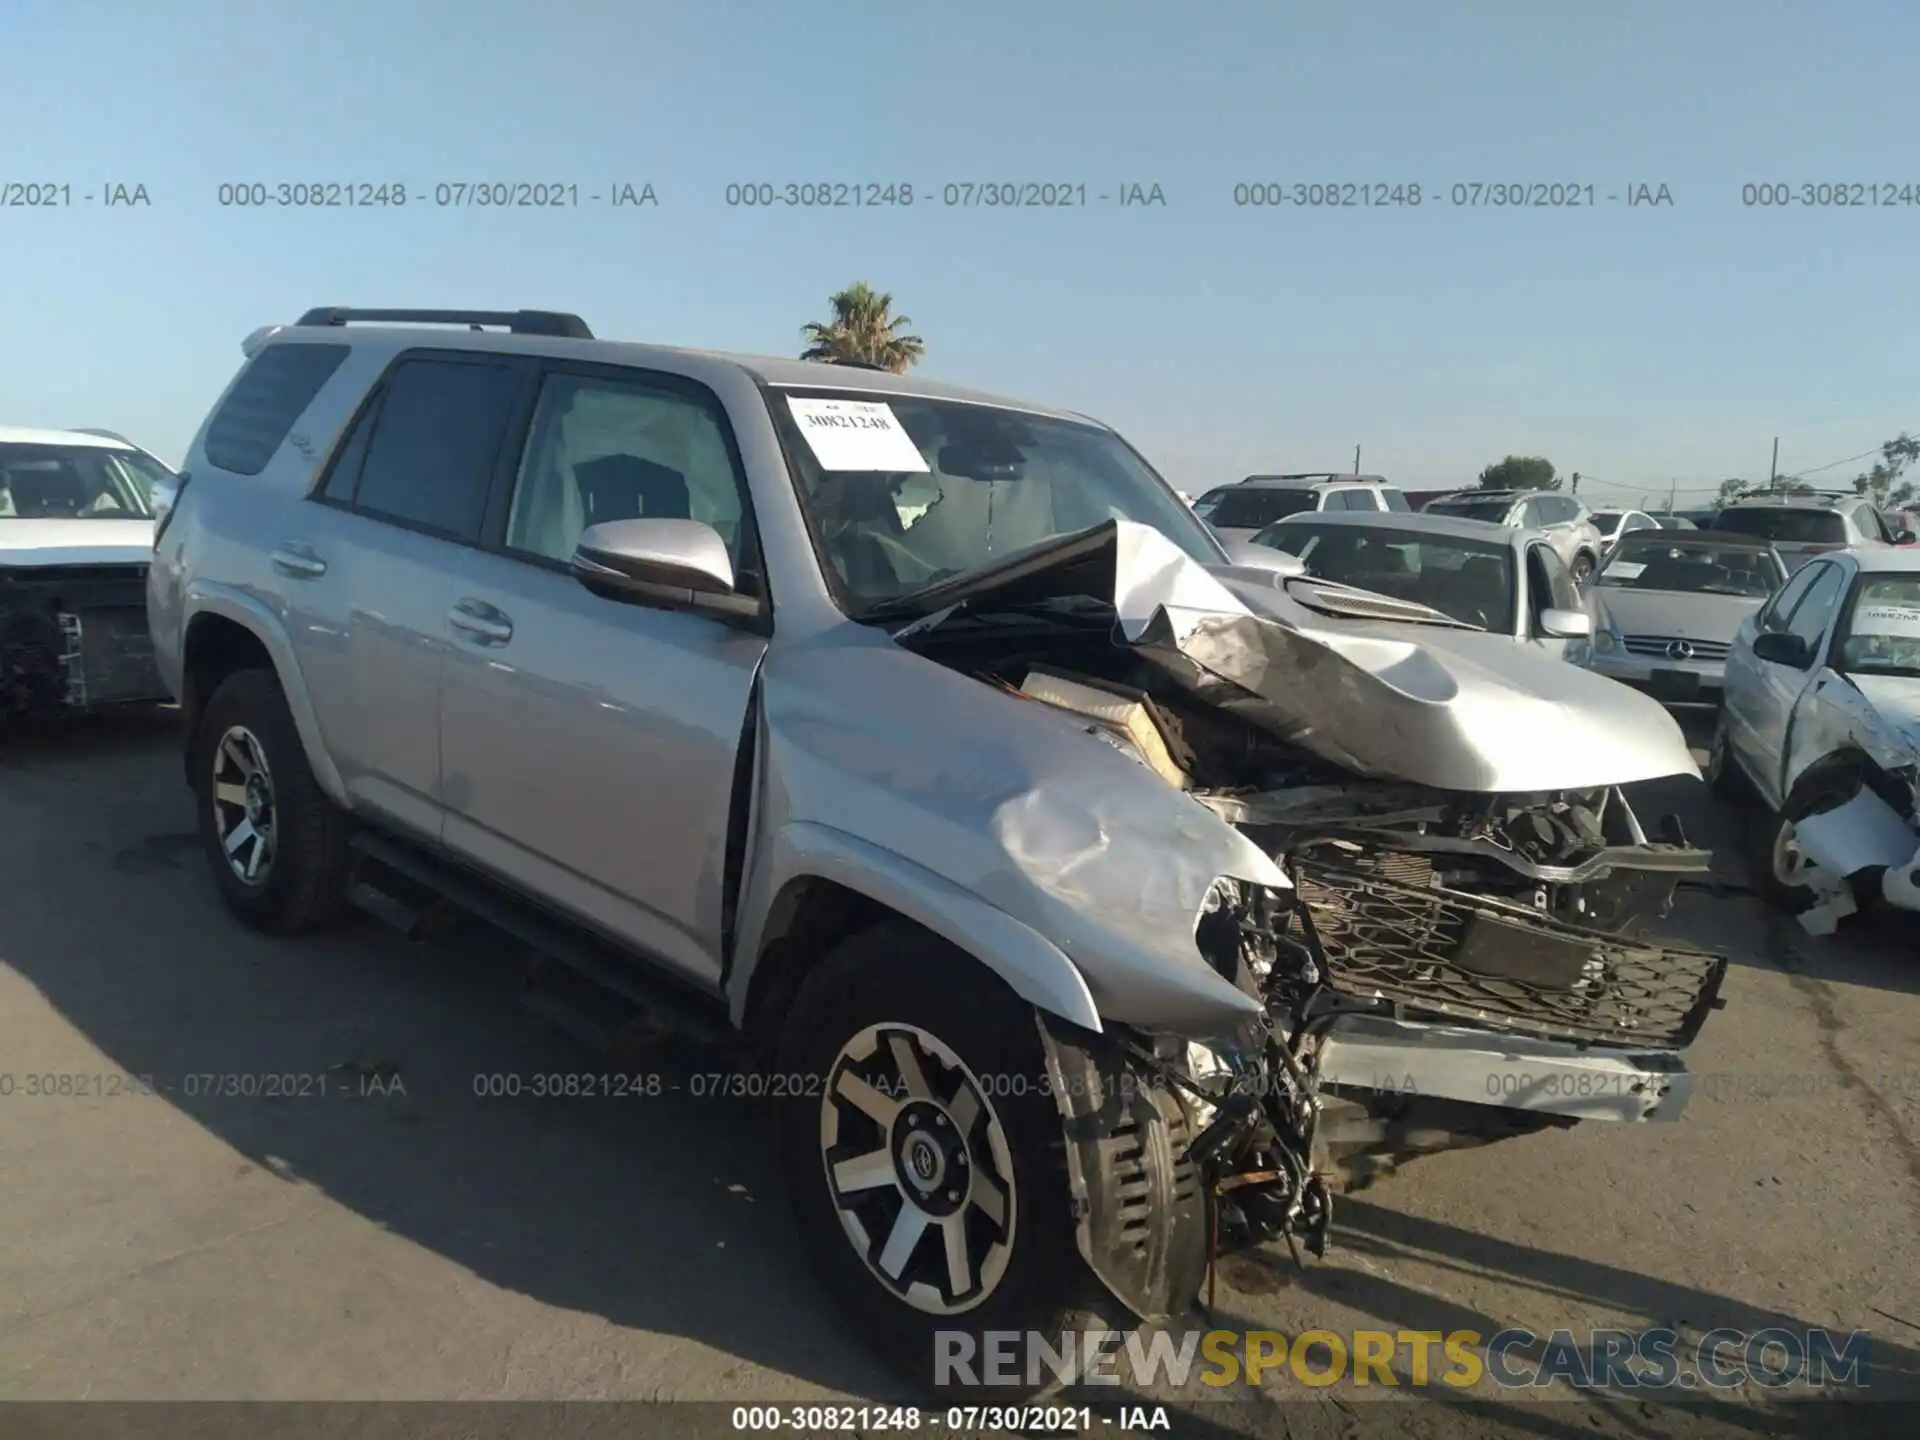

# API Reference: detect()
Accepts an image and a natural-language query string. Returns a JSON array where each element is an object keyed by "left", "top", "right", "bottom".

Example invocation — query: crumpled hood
[
  {"left": 0, "top": 517, "right": 154, "bottom": 567},
  {"left": 885, "top": 519, "right": 1699, "bottom": 791}
]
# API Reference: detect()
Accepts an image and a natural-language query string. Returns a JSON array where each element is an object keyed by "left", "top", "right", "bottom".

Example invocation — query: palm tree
[{"left": 799, "top": 282, "right": 925, "bottom": 373}]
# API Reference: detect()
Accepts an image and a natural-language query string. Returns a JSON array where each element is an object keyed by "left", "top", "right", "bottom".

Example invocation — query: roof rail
[
  {"left": 294, "top": 307, "right": 594, "bottom": 339},
  {"left": 68, "top": 427, "right": 132, "bottom": 444},
  {"left": 1731, "top": 484, "right": 1858, "bottom": 502}
]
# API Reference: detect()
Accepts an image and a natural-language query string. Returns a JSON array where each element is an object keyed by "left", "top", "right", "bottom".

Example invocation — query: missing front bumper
[{"left": 1, "top": 565, "right": 165, "bottom": 715}]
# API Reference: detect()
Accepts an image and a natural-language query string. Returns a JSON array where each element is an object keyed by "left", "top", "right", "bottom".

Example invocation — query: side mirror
[
  {"left": 570, "top": 519, "right": 762, "bottom": 622},
  {"left": 1539, "top": 607, "right": 1592, "bottom": 640},
  {"left": 1898, "top": 529, "right": 1917, "bottom": 546},
  {"left": 1752, "top": 630, "right": 1812, "bottom": 668}
]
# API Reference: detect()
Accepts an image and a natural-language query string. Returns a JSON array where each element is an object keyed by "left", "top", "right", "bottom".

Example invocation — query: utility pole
[
  {"left": 1667, "top": 478, "right": 1677, "bottom": 514},
  {"left": 1769, "top": 437, "right": 1779, "bottom": 491},
  {"left": 1353, "top": 445, "right": 1361, "bottom": 475},
  {"left": 1570, "top": 471, "right": 1581, "bottom": 495}
]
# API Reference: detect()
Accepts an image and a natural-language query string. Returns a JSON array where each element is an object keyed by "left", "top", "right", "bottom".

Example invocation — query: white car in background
[
  {"left": 1711, "top": 548, "right": 1920, "bottom": 933},
  {"left": 1, "top": 426, "right": 174, "bottom": 719},
  {"left": 1589, "top": 509, "right": 1661, "bottom": 552}
]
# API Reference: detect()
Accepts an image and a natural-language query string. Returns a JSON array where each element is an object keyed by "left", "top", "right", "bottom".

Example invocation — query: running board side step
[{"left": 346, "top": 832, "right": 732, "bottom": 1048}]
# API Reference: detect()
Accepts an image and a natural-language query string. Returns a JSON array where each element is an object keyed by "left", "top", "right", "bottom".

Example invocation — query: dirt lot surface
[{"left": 2, "top": 709, "right": 1916, "bottom": 1438}]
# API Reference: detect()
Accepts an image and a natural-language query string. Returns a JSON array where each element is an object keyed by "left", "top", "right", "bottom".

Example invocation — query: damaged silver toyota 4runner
[{"left": 149, "top": 309, "right": 1726, "bottom": 1390}]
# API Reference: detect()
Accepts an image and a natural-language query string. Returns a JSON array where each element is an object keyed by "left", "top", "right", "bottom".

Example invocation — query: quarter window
[{"left": 204, "top": 343, "right": 350, "bottom": 476}]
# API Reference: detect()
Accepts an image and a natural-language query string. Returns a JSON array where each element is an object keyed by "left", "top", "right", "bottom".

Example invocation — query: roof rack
[
  {"left": 294, "top": 307, "right": 594, "bottom": 339},
  {"left": 68, "top": 427, "right": 133, "bottom": 444}
]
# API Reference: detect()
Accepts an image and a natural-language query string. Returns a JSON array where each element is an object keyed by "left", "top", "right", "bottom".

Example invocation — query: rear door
[{"left": 288, "top": 349, "right": 533, "bottom": 840}]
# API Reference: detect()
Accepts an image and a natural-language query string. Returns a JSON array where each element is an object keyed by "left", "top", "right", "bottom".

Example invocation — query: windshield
[
  {"left": 1711, "top": 507, "right": 1846, "bottom": 544},
  {"left": 1257, "top": 520, "right": 1514, "bottom": 630},
  {"left": 1425, "top": 496, "right": 1512, "bottom": 524},
  {"left": 1597, "top": 537, "right": 1784, "bottom": 597},
  {"left": 0, "top": 443, "right": 158, "bottom": 520},
  {"left": 1836, "top": 575, "right": 1920, "bottom": 678},
  {"left": 766, "top": 387, "right": 1219, "bottom": 611},
  {"left": 1201, "top": 487, "right": 1319, "bottom": 529}
]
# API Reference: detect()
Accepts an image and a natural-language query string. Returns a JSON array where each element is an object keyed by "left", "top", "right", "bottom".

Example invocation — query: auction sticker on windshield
[
  {"left": 1604, "top": 561, "right": 1646, "bottom": 580},
  {"left": 786, "top": 397, "right": 930, "bottom": 472},
  {"left": 1851, "top": 601, "right": 1920, "bottom": 635}
]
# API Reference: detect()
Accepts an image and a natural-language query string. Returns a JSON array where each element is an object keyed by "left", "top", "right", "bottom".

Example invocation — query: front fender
[
  {"left": 183, "top": 582, "right": 349, "bottom": 808},
  {"left": 729, "top": 820, "right": 1104, "bottom": 1034}
]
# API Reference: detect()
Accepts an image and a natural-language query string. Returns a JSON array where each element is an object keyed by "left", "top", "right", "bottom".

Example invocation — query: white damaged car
[
  {"left": 1712, "top": 548, "right": 1920, "bottom": 932},
  {"left": 1, "top": 426, "right": 173, "bottom": 719}
]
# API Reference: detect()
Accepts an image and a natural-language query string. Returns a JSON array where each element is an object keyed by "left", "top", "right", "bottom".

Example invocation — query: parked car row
[{"left": 110, "top": 305, "right": 1741, "bottom": 1392}]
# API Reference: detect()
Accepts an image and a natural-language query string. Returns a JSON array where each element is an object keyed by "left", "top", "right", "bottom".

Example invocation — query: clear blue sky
[{"left": 4, "top": 0, "right": 1917, "bottom": 506}]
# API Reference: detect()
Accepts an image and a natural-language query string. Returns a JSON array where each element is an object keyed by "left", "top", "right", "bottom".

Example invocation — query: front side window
[
  {"left": 765, "top": 387, "right": 1219, "bottom": 611},
  {"left": 503, "top": 371, "right": 754, "bottom": 575},
  {"left": 1783, "top": 562, "right": 1847, "bottom": 651},
  {"left": 0, "top": 443, "right": 156, "bottom": 519}
]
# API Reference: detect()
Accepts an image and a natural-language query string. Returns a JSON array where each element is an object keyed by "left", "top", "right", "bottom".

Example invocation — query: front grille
[
  {"left": 1290, "top": 851, "right": 1726, "bottom": 1049},
  {"left": 1623, "top": 635, "right": 1730, "bottom": 660}
]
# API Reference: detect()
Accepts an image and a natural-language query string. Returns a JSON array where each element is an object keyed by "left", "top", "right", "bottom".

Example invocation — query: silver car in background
[
  {"left": 1249, "top": 508, "right": 1594, "bottom": 660},
  {"left": 1712, "top": 549, "right": 1920, "bottom": 934},
  {"left": 1588, "top": 531, "right": 1790, "bottom": 710},
  {"left": 1421, "top": 488, "right": 1607, "bottom": 586}
]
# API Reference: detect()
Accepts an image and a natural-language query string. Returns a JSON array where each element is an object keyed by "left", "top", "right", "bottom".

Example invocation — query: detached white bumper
[
  {"left": 1788, "top": 787, "right": 1920, "bottom": 935},
  {"left": 1314, "top": 1013, "right": 1693, "bottom": 1123}
]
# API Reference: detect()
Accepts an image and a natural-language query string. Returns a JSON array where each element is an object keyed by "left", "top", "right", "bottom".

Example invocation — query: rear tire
[
  {"left": 774, "top": 920, "right": 1104, "bottom": 1398},
  {"left": 192, "top": 668, "right": 353, "bottom": 935}
]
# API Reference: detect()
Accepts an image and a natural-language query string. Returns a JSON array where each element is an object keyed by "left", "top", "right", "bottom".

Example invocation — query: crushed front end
[{"left": 0, "top": 563, "right": 166, "bottom": 718}]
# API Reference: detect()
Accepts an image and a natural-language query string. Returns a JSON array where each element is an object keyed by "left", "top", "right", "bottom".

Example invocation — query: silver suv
[
  {"left": 1424, "top": 488, "right": 1606, "bottom": 585},
  {"left": 1708, "top": 487, "right": 1911, "bottom": 573},
  {"left": 1192, "top": 474, "right": 1410, "bottom": 542},
  {"left": 150, "top": 308, "right": 1726, "bottom": 1391}
]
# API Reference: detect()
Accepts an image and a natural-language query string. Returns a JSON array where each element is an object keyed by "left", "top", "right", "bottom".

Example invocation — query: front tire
[
  {"left": 774, "top": 920, "right": 1104, "bottom": 1398},
  {"left": 192, "top": 668, "right": 353, "bottom": 934}
]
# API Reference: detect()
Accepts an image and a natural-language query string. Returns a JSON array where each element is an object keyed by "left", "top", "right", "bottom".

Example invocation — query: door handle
[
  {"left": 448, "top": 599, "right": 513, "bottom": 645},
  {"left": 270, "top": 543, "right": 327, "bottom": 579}
]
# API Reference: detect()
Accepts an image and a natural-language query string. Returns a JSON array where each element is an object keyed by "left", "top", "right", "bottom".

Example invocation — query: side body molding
[
  {"left": 182, "top": 583, "right": 351, "bottom": 808},
  {"left": 728, "top": 819, "right": 1104, "bottom": 1035}
]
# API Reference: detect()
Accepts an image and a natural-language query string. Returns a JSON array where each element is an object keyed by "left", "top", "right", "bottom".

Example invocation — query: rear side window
[
  {"left": 203, "top": 343, "right": 350, "bottom": 476},
  {"left": 330, "top": 356, "right": 525, "bottom": 542},
  {"left": 1381, "top": 488, "right": 1412, "bottom": 511}
]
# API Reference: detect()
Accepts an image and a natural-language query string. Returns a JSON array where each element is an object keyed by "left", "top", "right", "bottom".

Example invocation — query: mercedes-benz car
[{"left": 1588, "top": 531, "right": 1790, "bottom": 710}]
